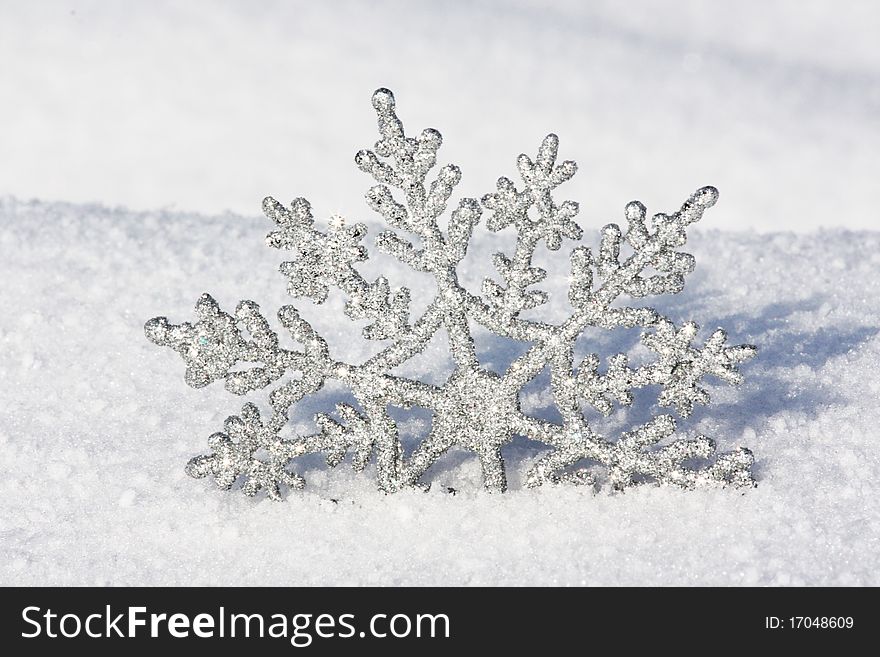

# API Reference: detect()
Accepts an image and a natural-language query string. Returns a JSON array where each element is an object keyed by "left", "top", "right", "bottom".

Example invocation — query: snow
[
  {"left": 2, "top": 1, "right": 879, "bottom": 585},
  {"left": 2, "top": 196, "right": 879, "bottom": 586},
  {"left": 2, "top": 1, "right": 878, "bottom": 232}
]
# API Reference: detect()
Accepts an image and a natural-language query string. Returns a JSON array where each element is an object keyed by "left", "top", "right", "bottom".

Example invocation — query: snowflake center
[{"left": 440, "top": 368, "right": 515, "bottom": 442}]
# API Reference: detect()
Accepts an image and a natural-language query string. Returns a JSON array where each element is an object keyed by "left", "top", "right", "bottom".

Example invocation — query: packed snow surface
[
  {"left": 2, "top": 0, "right": 879, "bottom": 585},
  {"left": 1, "top": 197, "right": 879, "bottom": 586}
]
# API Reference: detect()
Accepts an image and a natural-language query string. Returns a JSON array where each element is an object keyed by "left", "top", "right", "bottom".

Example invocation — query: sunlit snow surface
[
  {"left": 2, "top": 197, "right": 879, "bottom": 585},
  {"left": 2, "top": 0, "right": 879, "bottom": 585}
]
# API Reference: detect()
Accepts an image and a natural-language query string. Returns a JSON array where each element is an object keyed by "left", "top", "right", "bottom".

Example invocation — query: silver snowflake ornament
[{"left": 146, "top": 88, "right": 758, "bottom": 500}]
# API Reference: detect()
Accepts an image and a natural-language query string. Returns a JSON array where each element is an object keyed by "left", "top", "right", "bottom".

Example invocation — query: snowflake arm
[
  {"left": 513, "top": 414, "right": 754, "bottom": 490},
  {"left": 263, "top": 196, "right": 412, "bottom": 342},
  {"left": 185, "top": 403, "right": 306, "bottom": 501},
  {"left": 352, "top": 89, "right": 485, "bottom": 374},
  {"left": 355, "top": 88, "right": 455, "bottom": 242},
  {"left": 478, "top": 134, "right": 580, "bottom": 327},
  {"left": 570, "top": 322, "right": 757, "bottom": 418},
  {"left": 640, "top": 320, "right": 758, "bottom": 416},
  {"left": 144, "top": 294, "right": 317, "bottom": 396}
]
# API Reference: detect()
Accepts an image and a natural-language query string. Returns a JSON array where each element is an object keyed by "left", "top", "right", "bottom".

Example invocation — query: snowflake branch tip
[
  {"left": 642, "top": 320, "right": 758, "bottom": 417},
  {"left": 185, "top": 404, "right": 307, "bottom": 501}
]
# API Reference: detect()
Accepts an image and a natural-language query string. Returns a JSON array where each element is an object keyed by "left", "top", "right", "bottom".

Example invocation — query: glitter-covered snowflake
[{"left": 145, "top": 88, "right": 758, "bottom": 500}]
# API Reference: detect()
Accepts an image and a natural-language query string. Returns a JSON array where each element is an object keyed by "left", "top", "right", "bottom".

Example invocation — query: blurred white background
[{"left": 1, "top": 0, "right": 878, "bottom": 231}]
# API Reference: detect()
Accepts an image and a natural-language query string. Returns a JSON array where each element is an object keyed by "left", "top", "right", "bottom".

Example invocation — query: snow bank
[
  {"left": 1, "top": 197, "right": 878, "bottom": 585},
  {"left": 1, "top": 0, "right": 878, "bottom": 231}
]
